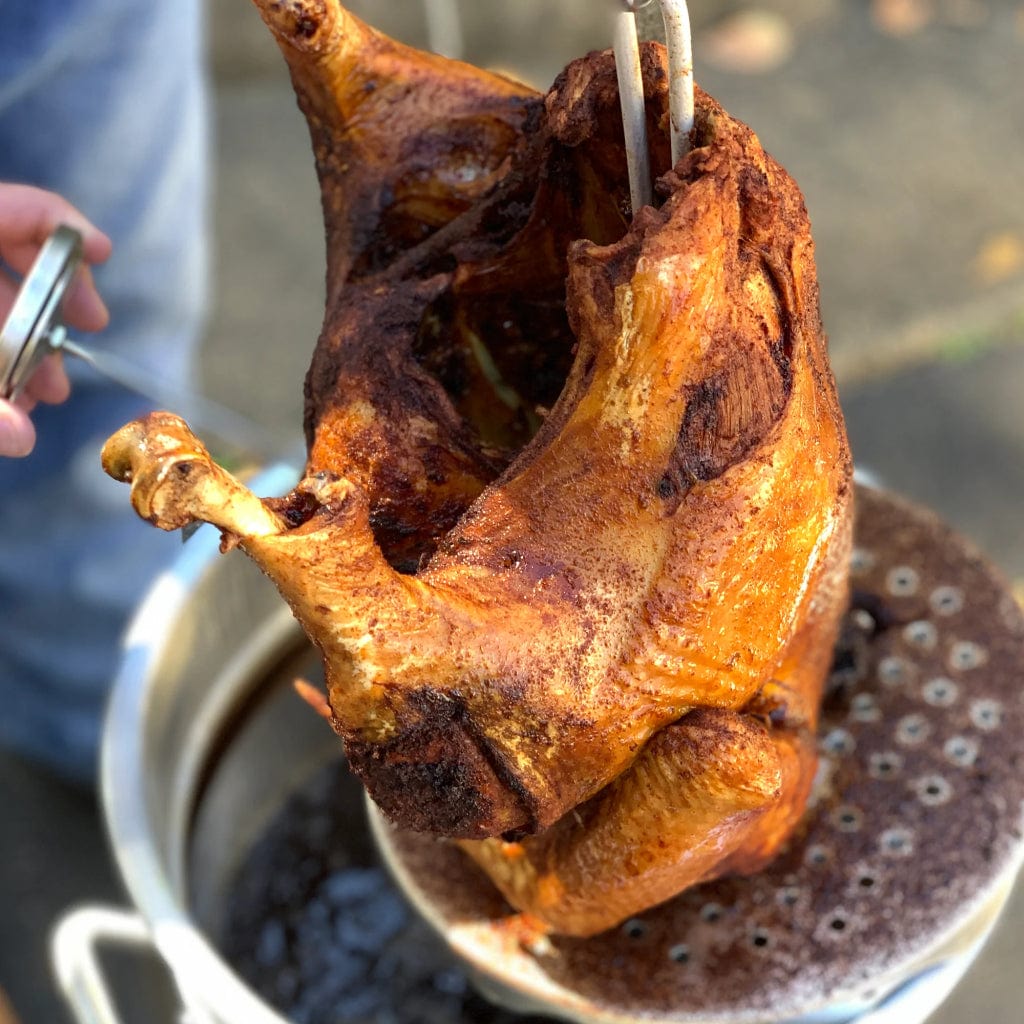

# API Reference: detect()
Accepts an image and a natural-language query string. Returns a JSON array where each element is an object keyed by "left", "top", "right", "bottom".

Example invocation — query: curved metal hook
[
  {"left": 613, "top": 0, "right": 694, "bottom": 213},
  {"left": 423, "top": 0, "right": 463, "bottom": 59},
  {"left": 613, "top": 7, "right": 653, "bottom": 212}
]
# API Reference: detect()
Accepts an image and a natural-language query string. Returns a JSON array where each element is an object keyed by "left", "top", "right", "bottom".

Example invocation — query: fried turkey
[{"left": 101, "top": 0, "right": 853, "bottom": 936}]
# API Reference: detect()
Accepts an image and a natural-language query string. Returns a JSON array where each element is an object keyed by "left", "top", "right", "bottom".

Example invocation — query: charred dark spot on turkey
[
  {"left": 660, "top": 351, "right": 789, "bottom": 512},
  {"left": 343, "top": 689, "right": 536, "bottom": 838}
]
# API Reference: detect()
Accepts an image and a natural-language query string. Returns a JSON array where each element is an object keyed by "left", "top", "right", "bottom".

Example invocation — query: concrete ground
[{"left": 2, "top": 1, "right": 1023, "bottom": 1021}]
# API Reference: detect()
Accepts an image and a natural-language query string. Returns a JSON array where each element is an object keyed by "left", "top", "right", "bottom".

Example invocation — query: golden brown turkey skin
[{"left": 101, "top": 1, "right": 852, "bottom": 935}]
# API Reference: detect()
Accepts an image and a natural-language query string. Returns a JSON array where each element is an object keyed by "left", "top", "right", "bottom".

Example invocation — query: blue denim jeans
[{"left": 0, "top": 0, "right": 209, "bottom": 780}]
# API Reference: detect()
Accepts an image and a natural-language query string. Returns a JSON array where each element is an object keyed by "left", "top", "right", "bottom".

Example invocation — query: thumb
[{"left": 0, "top": 400, "right": 35, "bottom": 457}]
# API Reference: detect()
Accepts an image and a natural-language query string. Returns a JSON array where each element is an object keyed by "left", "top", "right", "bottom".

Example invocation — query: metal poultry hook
[{"left": 613, "top": 0, "right": 695, "bottom": 213}]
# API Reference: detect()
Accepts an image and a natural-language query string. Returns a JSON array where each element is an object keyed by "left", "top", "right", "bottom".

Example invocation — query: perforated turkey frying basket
[
  {"left": 84, "top": 480, "right": 1024, "bottom": 1024},
  {"left": 369, "top": 483, "right": 1024, "bottom": 1024}
]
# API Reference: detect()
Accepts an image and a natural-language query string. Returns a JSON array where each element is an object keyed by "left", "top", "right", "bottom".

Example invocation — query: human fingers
[
  {"left": 22, "top": 353, "right": 71, "bottom": 405},
  {"left": 0, "top": 265, "right": 15, "bottom": 316},
  {"left": 0, "top": 399, "right": 36, "bottom": 457},
  {"left": 60, "top": 264, "right": 109, "bottom": 332},
  {"left": 0, "top": 184, "right": 112, "bottom": 331},
  {"left": 1, "top": 244, "right": 108, "bottom": 334},
  {"left": 0, "top": 183, "right": 112, "bottom": 267},
  {"left": 2, "top": 265, "right": 73, "bottom": 404}
]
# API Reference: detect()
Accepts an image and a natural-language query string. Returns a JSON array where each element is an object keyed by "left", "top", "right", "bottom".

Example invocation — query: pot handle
[{"left": 50, "top": 905, "right": 212, "bottom": 1024}]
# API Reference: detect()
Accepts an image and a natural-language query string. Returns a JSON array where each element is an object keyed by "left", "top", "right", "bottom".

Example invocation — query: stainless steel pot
[
  {"left": 50, "top": 469, "right": 1019, "bottom": 1024},
  {"left": 53, "top": 465, "right": 321, "bottom": 1024}
]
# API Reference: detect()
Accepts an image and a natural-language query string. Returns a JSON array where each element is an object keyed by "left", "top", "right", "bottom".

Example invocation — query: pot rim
[{"left": 100, "top": 464, "right": 297, "bottom": 1024}]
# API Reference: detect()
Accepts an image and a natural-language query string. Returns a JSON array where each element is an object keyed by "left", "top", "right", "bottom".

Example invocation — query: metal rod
[
  {"left": 613, "top": 7, "right": 653, "bottom": 213},
  {"left": 613, "top": 0, "right": 695, "bottom": 212}
]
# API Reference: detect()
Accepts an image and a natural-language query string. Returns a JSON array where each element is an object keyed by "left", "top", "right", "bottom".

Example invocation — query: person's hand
[{"left": 0, "top": 184, "right": 112, "bottom": 457}]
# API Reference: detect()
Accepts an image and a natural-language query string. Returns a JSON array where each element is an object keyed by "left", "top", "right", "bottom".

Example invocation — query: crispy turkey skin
[{"left": 101, "top": 1, "right": 853, "bottom": 936}]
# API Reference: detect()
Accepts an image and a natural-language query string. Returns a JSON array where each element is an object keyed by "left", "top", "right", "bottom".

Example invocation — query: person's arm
[{"left": 0, "top": 183, "right": 112, "bottom": 456}]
